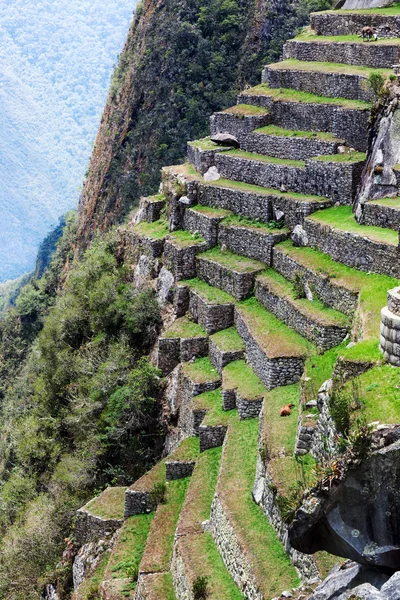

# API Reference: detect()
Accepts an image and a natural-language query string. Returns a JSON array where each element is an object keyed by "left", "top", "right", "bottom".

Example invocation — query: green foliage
[
  {"left": 293, "top": 271, "right": 306, "bottom": 300},
  {"left": 193, "top": 575, "right": 210, "bottom": 600},
  {"left": 368, "top": 72, "right": 386, "bottom": 95},
  {"left": 149, "top": 482, "right": 167, "bottom": 507}
]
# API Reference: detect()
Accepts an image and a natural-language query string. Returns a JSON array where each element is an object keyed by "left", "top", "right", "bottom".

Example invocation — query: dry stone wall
[
  {"left": 380, "top": 287, "right": 400, "bottom": 367},
  {"left": 218, "top": 222, "right": 289, "bottom": 265},
  {"left": 310, "top": 11, "right": 400, "bottom": 37},
  {"left": 363, "top": 201, "right": 400, "bottom": 231},
  {"left": 186, "top": 142, "right": 232, "bottom": 175},
  {"left": 196, "top": 256, "right": 261, "bottom": 300},
  {"left": 183, "top": 207, "right": 222, "bottom": 247},
  {"left": 241, "top": 131, "right": 340, "bottom": 160},
  {"left": 209, "top": 337, "right": 244, "bottom": 375},
  {"left": 75, "top": 508, "right": 123, "bottom": 546},
  {"left": 189, "top": 290, "right": 234, "bottom": 335},
  {"left": 210, "top": 111, "right": 270, "bottom": 141},
  {"left": 164, "top": 239, "right": 208, "bottom": 281}
]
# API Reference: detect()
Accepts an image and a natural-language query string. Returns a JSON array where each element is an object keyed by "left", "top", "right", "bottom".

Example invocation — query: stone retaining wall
[
  {"left": 238, "top": 92, "right": 369, "bottom": 152},
  {"left": 210, "top": 111, "right": 270, "bottom": 140},
  {"left": 272, "top": 246, "right": 358, "bottom": 316},
  {"left": 218, "top": 222, "right": 288, "bottom": 265},
  {"left": 310, "top": 379, "right": 337, "bottom": 464},
  {"left": 254, "top": 280, "right": 348, "bottom": 351},
  {"left": 198, "top": 183, "right": 272, "bottom": 223},
  {"left": 199, "top": 424, "right": 228, "bottom": 451},
  {"left": 183, "top": 208, "right": 222, "bottom": 247},
  {"left": 333, "top": 355, "right": 373, "bottom": 382},
  {"left": 235, "top": 308, "right": 305, "bottom": 390},
  {"left": 137, "top": 196, "right": 165, "bottom": 223},
  {"left": 284, "top": 39, "right": 400, "bottom": 69},
  {"left": 75, "top": 508, "right": 123, "bottom": 546},
  {"left": 164, "top": 239, "right": 208, "bottom": 281},
  {"left": 166, "top": 460, "right": 196, "bottom": 481},
  {"left": 196, "top": 256, "right": 261, "bottom": 300},
  {"left": 295, "top": 421, "right": 316, "bottom": 456},
  {"left": 187, "top": 142, "right": 232, "bottom": 175},
  {"left": 209, "top": 337, "right": 244, "bottom": 374},
  {"left": 240, "top": 131, "right": 340, "bottom": 160},
  {"left": 171, "top": 540, "right": 194, "bottom": 600},
  {"left": 178, "top": 370, "right": 221, "bottom": 438},
  {"left": 310, "top": 11, "right": 400, "bottom": 37},
  {"left": 380, "top": 302, "right": 400, "bottom": 367},
  {"left": 362, "top": 201, "right": 400, "bottom": 231},
  {"left": 189, "top": 289, "right": 234, "bottom": 335},
  {"left": 265, "top": 67, "right": 373, "bottom": 103},
  {"left": 237, "top": 393, "right": 264, "bottom": 420},
  {"left": 222, "top": 388, "right": 237, "bottom": 410},
  {"left": 157, "top": 335, "right": 208, "bottom": 376},
  {"left": 121, "top": 228, "right": 165, "bottom": 261},
  {"left": 304, "top": 218, "right": 400, "bottom": 278},
  {"left": 124, "top": 490, "right": 152, "bottom": 519}
]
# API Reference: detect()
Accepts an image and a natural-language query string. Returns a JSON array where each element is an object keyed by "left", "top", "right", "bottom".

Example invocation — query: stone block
[
  {"left": 189, "top": 289, "right": 234, "bottom": 335},
  {"left": 196, "top": 255, "right": 262, "bottom": 301},
  {"left": 164, "top": 238, "right": 208, "bottom": 281},
  {"left": 241, "top": 130, "right": 340, "bottom": 160},
  {"left": 199, "top": 425, "right": 228, "bottom": 451},
  {"left": 218, "top": 222, "right": 289, "bottom": 265},
  {"left": 165, "top": 460, "right": 196, "bottom": 481}
]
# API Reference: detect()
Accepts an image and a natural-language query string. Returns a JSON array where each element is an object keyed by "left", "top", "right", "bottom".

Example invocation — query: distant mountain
[{"left": 0, "top": 0, "right": 137, "bottom": 281}]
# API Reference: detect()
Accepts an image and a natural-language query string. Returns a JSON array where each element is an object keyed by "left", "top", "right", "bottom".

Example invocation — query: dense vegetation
[
  {"left": 0, "top": 0, "right": 137, "bottom": 281},
  {"left": 0, "top": 215, "right": 164, "bottom": 598}
]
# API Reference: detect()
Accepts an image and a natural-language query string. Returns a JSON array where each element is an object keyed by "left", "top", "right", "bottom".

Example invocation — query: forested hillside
[{"left": 0, "top": 0, "right": 137, "bottom": 281}]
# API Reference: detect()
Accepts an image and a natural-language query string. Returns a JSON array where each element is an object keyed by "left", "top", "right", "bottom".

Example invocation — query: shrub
[
  {"left": 193, "top": 575, "right": 209, "bottom": 600},
  {"left": 368, "top": 72, "right": 385, "bottom": 96},
  {"left": 293, "top": 271, "right": 306, "bottom": 299},
  {"left": 329, "top": 389, "right": 351, "bottom": 434},
  {"left": 149, "top": 482, "right": 167, "bottom": 507}
]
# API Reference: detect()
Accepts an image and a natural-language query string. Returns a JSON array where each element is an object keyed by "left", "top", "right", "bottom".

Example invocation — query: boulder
[
  {"left": 203, "top": 166, "right": 220, "bottom": 181},
  {"left": 210, "top": 132, "right": 239, "bottom": 147},
  {"left": 291, "top": 225, "right": 308, "bottom": 247}
]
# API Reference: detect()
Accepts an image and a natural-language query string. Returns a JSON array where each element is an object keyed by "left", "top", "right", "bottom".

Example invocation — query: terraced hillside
[{"left": 72, "top": 3, "right": 400, "bottom": 599}]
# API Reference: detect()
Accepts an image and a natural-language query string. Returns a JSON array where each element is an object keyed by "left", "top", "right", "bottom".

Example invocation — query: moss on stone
[{"left": 133, "top": 219, "right": 169, "bottom": 240}]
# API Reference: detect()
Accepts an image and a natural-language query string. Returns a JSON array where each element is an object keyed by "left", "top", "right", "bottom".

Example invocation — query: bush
[
  {"left": 149, "top": 482, "right": 167, "bottom": 507},
  {"left": 193, "top": 575, "right": 209, "bottom": 600},
  {"left": 368, "top": 72, "right": 386, "bottom": 96}
]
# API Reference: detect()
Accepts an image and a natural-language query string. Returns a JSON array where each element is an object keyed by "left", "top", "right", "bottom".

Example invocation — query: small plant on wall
[{"left": 193, "top": 575, "right": 209, "bottom": 599}]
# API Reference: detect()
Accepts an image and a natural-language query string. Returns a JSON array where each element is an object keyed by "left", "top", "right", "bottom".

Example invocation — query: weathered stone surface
[
  {"left": 187, "top": 141, "right": 233, "bottom": 175},
  {"left": 209, "top": 336, "right": 244, "bottom": 375},
  {"left": 311, "top": 11, "right": 400, "bottom": 37},
  {"left": 196, "top": 255, "right": 262, "bottom": 301},
  {"left": 199, "top": 424, "right": 227, "bottom": 452},
  {"left": 166, "top": 460, "right": 196, "bottom": 481},
  {"left": 307, "top": 561, "right": 390, "bottom": 600},
  {"left": 75, "top": 506, "right": 122, "bottom": 546},
  {"left": 164, "top": 238, "right": 208, "bottom": 281},
  {"left": 241, "top": 130, "right": 341, "bottom": 160},
  {"left": 189, "top": 289, "right": 234, "bottom": 335},
  {"left": 210, "top": 132, "right": 239, "bottom": 146},
  {"left": 218, "top": 222, "right": 288, "bottom": 265},
  {"left": 362, "top": 201, "right": 400, "bottom": 231},
  {"left": 210, "top": 110, "right": 270, "bottom": 142}
]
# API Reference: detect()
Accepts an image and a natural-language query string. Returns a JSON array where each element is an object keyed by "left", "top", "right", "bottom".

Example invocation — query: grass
[
  {"left": 275, "top": 240, "right": 398, "bottom": 343},
  {"left": 258, "top": 269, "right": 350, "bottom": 327},
  {"left": 142, "top": 573, "right": 177, "bottom": 600},
  {"left": 222, "top": 103, "right": 269, "bottom": 116},
  {"left": 139, "top": 478, "right": 189, "bottom": 574},
  {"left": 199, "top": 247, "right": 265, "bottom": 273},
  {"left": 133, "top": 219, "right": 169, "bottom": 240},
  {"left": 262, "top": 384, "right": 300, "bottom": 457},
  {"left": 243, "top": 84, "right": 371, "bottom": 110},
  {"left": 145, "top": 192, "right": 166, "bottom": 203},
  {"left": 206, "top": 177, "right": 329, "bottom": 203},
  {"left": 182, "top": 356, "right": 221, "bottom": 384},
  {"left": 168, "top": 229, "right": 206, "bottom": 247},
  {"left": 105, "top": 513, "right": 154, "bottom": 580},
  {"left": 227, "top": 148, "right": 305, "bottom": 168},
  {"left": 168, "top": 436, "right": 200, "bottom": 462},
  {"left": 223, "top": 360, "right": 267, "bottom": 400},
  {"left": 221, "top": 213, "right": 289, "bottom": 233},
  {"left": 129, "top": 460, "right": 166, "bottom": 492},
  {"left": 190, "top": 204, "right": 231, "bottom": 218},
  {"left": 192, "top": 388, "right": 223, "bottom": 413},
  {"left": 237, "top": 297, "right": 313, "bottom": 358},
  {"left": 317, "top": 3, "right": 400, "bottom": 15},
  {"left": 303, "top": 344, "right": 344, "bottom": 404},
  {"left": 254, "top": 124, "right": 341, "bottom": 142},
  {"left": 311, "top": 151, "right": 366, "bottom": 163},
  {"left": 218, "top": 416, "right": 300, "bottom": 596},
  {"left": 308, "top": 206, "right": 399, "bottom": 246},
  {"left": 181, "top": 278, "right": 236, "bottom": 305},
  {"left": 161, "top": 316, "right": 206, "bottom": 339},
  {"left": 177, "top": 446, "right": 222, "bottom": 535},
  {"left": 370, "top": 197, "right": 400, "bottom": 208},
  {"left": 269, "top": 58, "right": 392, "bottom": 78},
  {"left": 293, "top": 30, "right": 400, "bottom": 44},
  {"left": 188, "top": 137, "right": 227, "bottom": 151},
  {"left": 209, "top": 327, "right": 245, "bottom": 352},
  {"left": 85, "top": 486, "right": 126, "bottom": 520}
]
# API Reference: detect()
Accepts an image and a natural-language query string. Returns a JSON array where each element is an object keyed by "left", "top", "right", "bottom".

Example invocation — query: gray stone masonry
[
  {"left": 121, "top": 228, "right": 165, "bottom": 260},
  {"left": 237, "top": 393, "right": 264, "bottom": 420},
  {"left": 189, "top": 289, "right": 234, "bottom": 335},
  {"left": 264, "top": 66, "right": 374, "bottom": 103},
  {"left": 157, "top": 335, "right": 208, "bottom": 376},
  {"left": 75, "top": 507, "right": 123, "bottom": 546},
  {"left": 240, "top": 130, "right": 341, "bottom": 160},
  {"left": 162, "top": 166, "right": 199, "bottom": 231},
  {"left": 135, "top": 573, "right": 171, "bottom": 600},
  {"left": 165, "top": 460, "right": 196, "bottom": 481},
  {"left": 171, "top": 539, "right": 194, "bottom": 600},
  {"left": 254, "top": 278, "right": 349, "bottom": 351},
  {"left": 124, "top": 490, "right": 152, "bottom": 519},
  {"left": 174, "top": 284, "right": 190, "bottom": 318},
  {"left": 295, "top": 420, "right": 317, "bottom": 456},
  {"left": 284, "top": 39, "right": 400, "bottom": 69},
  {"left": 272, "top": 246, "right": 358, "bottom": 316},
  {"left": 310, "top": 11, "right": 400, "bottom": 37},
  {"left": 196, "top": 255, "right": 263, "bottom": 301},
  {"left": 215, "top": 152, "right": 364, "bottom": 205},
  {"left": 137, "top": 195, "right": 165, "bottom": 223},
  {"left": 178, "top": 368, "right": 221, "bottom": 438},
  {"left": 310, "top": 379, "right": 337, "bottom": 464},
  {"left": 363, "top": 201, "right": 400, "bottom": 231},
  {"left": 235, "top": 307, "right": 306, "bottom": 390},
  {"left": 218, "top": 222, "right": 289, "bottom": 265},
  {"left": 380, "top": 300, "right": 400, "bottom": 367},
  {"left": 199, "top": 424, "right": 227, "bottom": 452},
  {"left": 187, "top": 141, "right": 232, "bottom": 175},
  {"left": 210, "top": 110, "right": 270, "bottom": 141},
  {"left": 180, "top": 336, "right": 209, "bottom": 363},
  {"left": 304, "top": 218, "right": 400, "bottom": 278},
  {"left": 209, "top": 337, "right": 244, "bottom": 375},
  {"left": 388, "top": 286, "right": 400, "bottom": 316},
  {"left": 238, "top": 91, "right": 369, "bottom": 152},
  {"left": 333, "top": 355, "right": 373, "bottom": 383},
  {"left": 183, "top": 207, "right": 225, "bottom": 248},
  {"left": 222, "top": 388, "right": 237, "bottom": 410},
  {"left": 164, "top": 237, "right": 208, "bottom": 281}
]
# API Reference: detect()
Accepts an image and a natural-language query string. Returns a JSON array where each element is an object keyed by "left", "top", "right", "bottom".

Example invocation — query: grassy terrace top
[
  {"left": 314, "top": 2, "right": 400, "bottom": 14},
  {"left": 188, "top": 136, "right": 229, "bottom": 151},
  {"left": 241, "top": 84, "right": 371, "bottom": 110},
  {"left": 180, "top": 278, "right": 235, "bottom": 304},
  {"left": 223, "top": 360, "right": 266, "bottom": 399},
  {"left": 168, "top": 436, "right": 200, "bottom": 462},
  {"left": 161, "top": 316, "right": 206, "bottom": 339},
  {"left": 133, "top": 219, "right": 169, "bottom": 240},
  {"left": 221, "top": 103, "right": 269, "bottom": 116},
  {"left": 85, "top": 486, "right": 125, "bottom": 520},
  {"left": 311, "top": 151, "right": 366, "bottom": 163},
  {"left": 182, "top": 356, "right": 220, "bottom": 384},
  {"left": 210, "top": 326, "right": 245, "bottom": 352},
  {"left": 129, "top": 460, "right": 166, "bottom": 492},
  {"left": 199, "top": 247, "right": 265, "bottom": 273},
  {"left": 168, "top": 229, "right": 206, "bottom": 248},
  {"left": 258, "top": 269, "right": 350, "bottom": 327},
  {"left": 237, "top": 297, "right": 313, "bottom": 358},
  {"left": 254, "top": 124, "right": 341, "bottom": 142},
  {"left": 293, "top": 30, "right": 400, "bottom": 44},
  {"left": 307, "top": 206, "right": 399, "bottom": 246},
  {"left": 190, "top": 204, "right": 231, "bottom": 218},
  {"left": 225, "top": 149, "right": 305, "bottom": 168},
  {"left": 206, "top": 177, "right": 329, "bottom": 203},
  {"left": 222, "top": 214, "right": 290, "bottom": 234},
  {"left": 370, "top": 197, "right": 400, "bottom": 209},
  {"left": 268, "top": 58, "right": 392, "bottom": 78}
]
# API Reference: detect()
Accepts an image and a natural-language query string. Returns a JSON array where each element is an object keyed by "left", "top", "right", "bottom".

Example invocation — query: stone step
[
  {"left": 210, "top": 103, "right": 270, "bottom": 142},
  {"left": 165, "top": 437, "right": 200, "bottom": 482},
  {"left": 238, "top": 84, "right": 370, "bottom": 151},
  {"left": 183, "top": 205, "right": 232, "bottom": 248},
  {"left": 284, "top": 34, "right": 400, "bottom": 69},
  {"left": 240, "top": 124, "right": 344, "bottom": 160},
  {"left": 122, "top": 219, "right": 170, "bottom": 261},
  {"left": 192, "top": 389, "right": 229, "bottom": 451},
  {"left": 75, "top": 486, "right": 125, "bottom": 545},
  {"left": 198, "top": 178, "right": 332, "bottom": 229},
  {"left": 222, "top": 360, "right": 266, "bottom": 418},
  {"left": 304, "top": 206, "right": 400, "bottom": 278},
  {"left": 196, "top": 247, "right": 265, "bottom": 300},
  {"left": 157, "top": 316, "right": 208, "bottom": 376},
  {"left": 209, "top": 327, "right": 245, "bottom": 374},
  {"left": 214, "top": 150, "right": 365, "bottom": 205},
  {"left": 263, "top": 59, "right": 391, "bottom": 102},
  {"left": 187, "top": 137, "right": 234, "bottom": 175},
  {"left": 136, "top": 193, "right": 166, "bottom": 223},
  {"left": 164, "top": 231, "right": 208, "bottom": 281},
  {"left": 310, "top": 8, "right": 400, "bottom": 37},
  {"left": 255, "top": 269, "right": 350, "bottom": 351},
  {"left": 234, "top": 298, "right": 310, "bottom": 389},
  {"left": 362, "top": 198, "right": 400, "bottom": 231},
  {"left": 178, "top": 278, "right": 236, "bottom": 335}
]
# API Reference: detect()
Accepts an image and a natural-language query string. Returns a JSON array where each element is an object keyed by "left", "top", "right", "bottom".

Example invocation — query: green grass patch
[
  {"left": 303, "top": 344, "right": 344, "bottom": 404},
  {"left": 269, "top": 58, "right": 392, "bottom": 78},
  {"left": 145, "top": 192, "right": 166, "bottom": 203},
  {"left": 85, "top": 487, "right": 125, "bottom": 520},
  {"left": 221, "top": 213, "right": 289, "bottom": 233},
  {"left": 169, "top": 229, "right": 206, "bottom": 247},
  {"left": 192, "top": 388, "right": 222, "bottom": 412},
  {"left": 293, "top": 30, "right": 400, "bottom": 44},
  {"left": 227, "top": 149, "right": 305, "bottom": 168},
  {"left": 133, "top": 219, "right": 169, "bottom": 240},
  {"left": 190, "top": 204, "right": 231, "bottom": 217},
  {"left": 308, "top": 206, "right": 399, "bottom": 246},
  {"left": 161, "top": 316, "right": 206, "bottom": 339},
  {"left": 312, "top": 151, "right": 366, "bottom": 163},
  {"left": 254, "top": 124, "right": 341, "bottom": 142},
  {"left": 139, "top": 478, "right": 189, "bottom": 574},
  {"left": 243, "top": 84, "right": 371, "bottom": 110},
  {"left": 181, "top": 278, "right": 235, "bottom": 305},
  {"left": 188, "top": 137, "right": 225, "bottom": 151},
  {"left": 182, "top": 357, "right": 220, "bottom": 384},
  {"left": 206, "top": 177, "right": 329, "bottom": 203},
  {"left": 222, "top": 103, "right": 269, "bottom": 116},
  {"left": 168, "top": 437, "right": 200, "bottom": 462},
  {"left": 210, "top": 327, "right": 244, "bottom": 352},
  {"left": 370, "top": 197, "right": 400, "bottom": 209},
  {"left": 145, "top": 573, "right": 177, "bottom": 600},
  {"left": 237, "top": 297, "right": 313, "bottom": 357},
  {"left": 318, "top": 3, "right": 400, "bottom": 15},
  {"left": 223, "top": 360, "right": 266, "bottom": 400},
  {"left": 105, "top": 513, "right": 154, "bottom": 580},
  {"left": 199, "top": 247, "right": 265, "bottom": 273},
  {"left": 129, "top": 461, "right": 166, "bottom": 493},
  {"left": 262, "top": 384, "right": 300, "bottom": 457}
]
